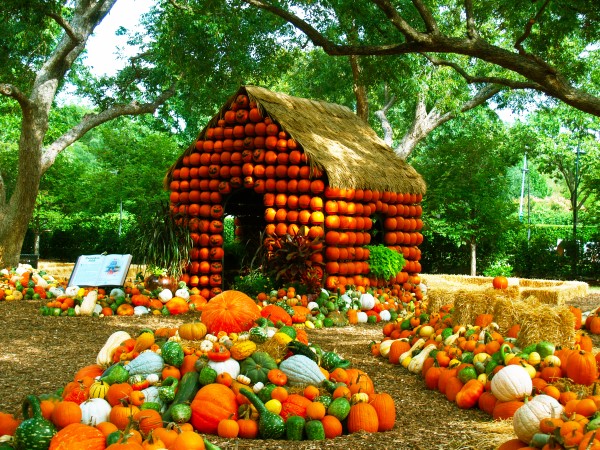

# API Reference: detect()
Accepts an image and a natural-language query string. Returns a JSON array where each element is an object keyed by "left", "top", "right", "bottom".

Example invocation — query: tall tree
[
  {"left": 237, "top": 0, "right": 600, "bottom": 117},
  {"left": 413, "top": 108, "right": 519, "bottom": 275},
  {"left": 0, "top": 0, "right": 176, "bottom": 267},
  {"left": 515, "top": 105, "right": 600, "bottom": 271}
]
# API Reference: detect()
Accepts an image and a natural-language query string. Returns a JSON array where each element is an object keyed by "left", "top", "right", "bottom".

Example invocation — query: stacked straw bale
[{"left": 421, "top": 274, "right": 582, "bottom": 349}]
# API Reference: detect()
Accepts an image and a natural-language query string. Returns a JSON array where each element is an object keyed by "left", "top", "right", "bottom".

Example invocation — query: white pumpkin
[
  {"left": 208, "top": 358, "right": 241, "bottom": 379},
  {"left": 134, "top": 306, "right": 149, "bottom": 315},
  {"left": 65, "top": 285, "right": 80, "bottom": 297},
  {"left": 175, "top": 288, "right": 190, "bottom": 300},
  {"left": 379, "top": 309, "right": 391, "bottom": 322},
  {"left": 158, "top": 289, "right": 173, "bottom": 303},
  {"left": 360, "top": 292, "right": 376, "bottom": 310},
  {"left": 513, "top": 395, "right": 563, "bottom": 443},
  {"left": 357, "top": 311, "right": 369, "bottom": 323},
  {"left": 80, "top": 398, "right": 111, "bottom": 426},
  {"left": 490, "top": 365, "right": 533, "bottom": 402},
  {"left": 307, "top": 301, "right": 319, "bottom": 311}
]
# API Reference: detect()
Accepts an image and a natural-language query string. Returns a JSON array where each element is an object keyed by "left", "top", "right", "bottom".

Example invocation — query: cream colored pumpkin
[
  {"left": 490, "top": 365, "right": 533, "bottom": 402},
  {"left": 513, "top": 395, "right": 563, "bottom": 443}
]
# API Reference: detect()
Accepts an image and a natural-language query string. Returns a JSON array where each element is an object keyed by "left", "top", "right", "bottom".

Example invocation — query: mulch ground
[{"left": 1, "top": 287, "right": 599, "bottom": 450}]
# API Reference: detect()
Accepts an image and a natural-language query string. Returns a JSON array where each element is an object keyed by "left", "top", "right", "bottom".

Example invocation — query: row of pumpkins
[
  {"left": 1, "top": 260, "right": 425, "bottom": 328},
  {"left": 0, "top": 290, "right": 395, "bottom": 449},
  {"left": 371, "top": 302, "right": 600, "bottom": 447}
]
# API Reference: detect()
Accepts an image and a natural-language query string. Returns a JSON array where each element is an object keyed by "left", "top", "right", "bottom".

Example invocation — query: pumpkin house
[{"left": 165, "top": 86, "right": 426, "bottom": 299}]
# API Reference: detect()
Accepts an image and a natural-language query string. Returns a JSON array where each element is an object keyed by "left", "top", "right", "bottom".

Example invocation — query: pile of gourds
[
  {"left": 0, "top": 292, "right": 395, "bottom": 449},
  {"left": 371, "top": 304, "right": 600, "bottom": 446},
  {"left": 0, "top": 266, "right": 58, "bottom": 302}
]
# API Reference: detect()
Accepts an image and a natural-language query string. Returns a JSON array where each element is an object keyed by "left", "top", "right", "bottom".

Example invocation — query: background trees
[{"left": 1, "top": 0, "right": 598, "bottom": 280}]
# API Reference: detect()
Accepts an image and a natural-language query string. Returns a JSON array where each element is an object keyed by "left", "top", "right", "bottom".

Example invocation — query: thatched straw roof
[{"left": 167, "top": 85, "right": 426, "bottom": 194}]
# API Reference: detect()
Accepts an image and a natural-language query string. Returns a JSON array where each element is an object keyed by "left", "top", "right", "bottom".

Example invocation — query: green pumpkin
[
  {"left": 536, "top": 341, "right": 556, "bottom": 359},
  {"left": 327, "top": 397, "right": 351, "bottom": 421},
  {"left": 257, "top": 383, "right": 277, "bottom": 404},
  {"left": 170, "top": 403, "right": 192, "bottom": 424},
  {"left": 457, "top": 365, "right": 478, "bottom": 384},
  {"left": 278, "top": 325, "right": 297, "bottom": 340},
  {"left": 198, "top": 366, "right": 218, "bottom": 386},
  {"left": 161, "top": 341, "right": 184, "bottom": 367},
  {"left": 461, "top": 352, "right": 474, "bottom": 364},
  {"left": 240, "top": 351, "right": 278, "bottom": 384},
  {"left": 249, "top": 326, "right": 268, "bottom": 344},
  {"left": 14, "top": 395, "right": 57, "bottom": 450},
  {"left": 101, "top": 362, "right": 130, "bottom": 385}
]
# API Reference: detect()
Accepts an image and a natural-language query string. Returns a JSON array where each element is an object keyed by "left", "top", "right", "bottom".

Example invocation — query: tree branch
[
  {"left": 239, "top": 0, "right": 600, "bottom": 116},
  {"left": 41, "top": 84, "right": 177, "bottom": 172},
  {"left": 464, "top": 0, "right": 478, "bottom": 40},
  {"left": 374, "top": 85, "right": 396, "bottom": 146},
  {"left": 514, "top": 0, "right": 551, "bottom": 55},
  {"left": 395, "top": 84, "right": 502, "bottom": 159},
  {"left": 371, "top": 0, "right": 427, "bottom": 42},
  {"left": 47, "top": 11, "right": 82, "bottom": 42},
  {"left": 421, "top": 53, "right": 544, "bottom": 91},
  {"left": 168, "top": 0, "right": 195, "bottom": 12},
  {"left": 411, "top": 0, "right": 438, "bottom": 33},
  {"left": 0, "top": 83, "right": 32, "bottom": 110}
]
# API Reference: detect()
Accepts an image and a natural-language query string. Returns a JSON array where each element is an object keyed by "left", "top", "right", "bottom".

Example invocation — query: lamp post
[{"left": 572, "top": 142, "right": 585, "bottom": 276}]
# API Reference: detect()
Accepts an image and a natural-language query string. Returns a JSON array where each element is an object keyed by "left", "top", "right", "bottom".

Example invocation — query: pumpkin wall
[{"left": 168, "top": 92, "right": 423, "bottom": 299}]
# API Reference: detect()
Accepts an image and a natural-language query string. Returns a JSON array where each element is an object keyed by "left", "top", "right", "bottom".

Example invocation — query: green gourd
[
  {"left": 285, "top": 415, "right": 306, "bottom": 441},
  {"left": 257, "top": 383, "right": 277, "bottom": 404},
  {"left": 239, "top": 388, "right": 285, "bottom": 439},
  {"left": 305, "top": 419, "right": 326, "bottom": 440},
  {"left": 14, "top": 395, "right": 57, "bottom": 450},
  {"left": 161, "top": 371, "right": 200, "bottom": 422},
  {"left": 158, "top": 376, "right": 179, "bottom": 403},
  {"left": 100, "top": 363, "right": 130, "bottom": 385},
  {"left": 161, "top": 341, "right": 184, "bottom": 367},
  {"left": 320, "top": 351, "right": 351, "bottom": 371},
  {"left": 170, "top": 403, "right": 192, "bottom": 424},
  {"left": 198, "top": 366, "right": 218, "bottom": 386}
]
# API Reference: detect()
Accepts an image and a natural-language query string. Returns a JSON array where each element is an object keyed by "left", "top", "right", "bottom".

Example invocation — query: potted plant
[{"left": 133, "top": 201, "right": 192, "bottom": 291}]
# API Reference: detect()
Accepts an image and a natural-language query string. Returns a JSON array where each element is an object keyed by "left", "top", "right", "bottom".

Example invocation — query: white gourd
[
  {"left": 490, "top": 365, "right": 533, "bottom": 402},
  {"left": 379, "top": 310, "right": 391, "bottom": 321},
  {"left": 134, "top": 306, "right": 149, "bottom": 315},
  {"left": 407, "top": 344, "right": 437, "bottom": 374},
  {"left": 513, "top": 395, "right": 563, "bottom": 443},
  {"left": 80, "top": 398, "right": 112, "bottom": 426},
  {"left": 96, "top": 331, "right": 132, "bottom": 367},
  {"left": 79, "top": 290, "right": 98, "bottom": 316},
  {"left": 399, "top": 338, "right": 425, "bottom": 363},
  {"left": 356, "top": 312, "right": 368, "bottom": 323},
  {"left": 279, "top": 355, "right": 325, "bottom": 386},
  {"left": 125, "top": 351, "right": 164, "bottom": 376}
]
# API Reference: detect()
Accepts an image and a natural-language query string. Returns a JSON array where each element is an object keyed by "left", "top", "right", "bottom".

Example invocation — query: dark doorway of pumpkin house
[{"left": 223, "top": 189, "right": 266, "bottom": 287}]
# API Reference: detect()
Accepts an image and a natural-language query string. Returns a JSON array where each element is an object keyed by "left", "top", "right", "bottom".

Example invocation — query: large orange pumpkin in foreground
[
  {"left": 190, "top": 383, "right": 238, "bottom": 434},
  {"left": 200, "top": 290, "right": 261, "bottom": 334}
]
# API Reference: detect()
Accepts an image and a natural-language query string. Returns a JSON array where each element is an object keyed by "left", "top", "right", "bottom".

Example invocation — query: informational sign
[{"left": 68, "top": 254, "right": 133, "bottom": 287}]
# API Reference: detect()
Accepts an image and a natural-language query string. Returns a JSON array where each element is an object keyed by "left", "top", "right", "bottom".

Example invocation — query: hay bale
[
  {"left": 452, "top": 291, "right": 495, "bottom": 326},
  {"left": 519, "top": 279, "right": 589, "bottom": 306},
  {"left": 515, "top": 296, "right": 575, "bottom": 349},
  {"left": 492, "top": 297, "right": 523, "bottom": 335}
]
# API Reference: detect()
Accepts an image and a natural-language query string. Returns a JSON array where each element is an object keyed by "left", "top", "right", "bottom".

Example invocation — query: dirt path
[{"left": 1, "top": 284, "right": 598, "bottom": 449}]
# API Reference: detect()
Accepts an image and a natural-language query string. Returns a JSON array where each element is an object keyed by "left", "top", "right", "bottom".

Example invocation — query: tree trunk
[
  {"left": 470, "top": 236, "right": 477, "bottom": 276},
  {"left": 0, "top": 0, "right": 175, "bottom": 268}
]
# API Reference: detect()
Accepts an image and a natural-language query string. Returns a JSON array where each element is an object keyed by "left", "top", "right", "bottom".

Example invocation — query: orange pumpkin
[
  {"left": 190, "top": 384, "right": 238, "bottom": 435},
  {"left": 200, "top": 290, "right": 261, "bottom": 334}
]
